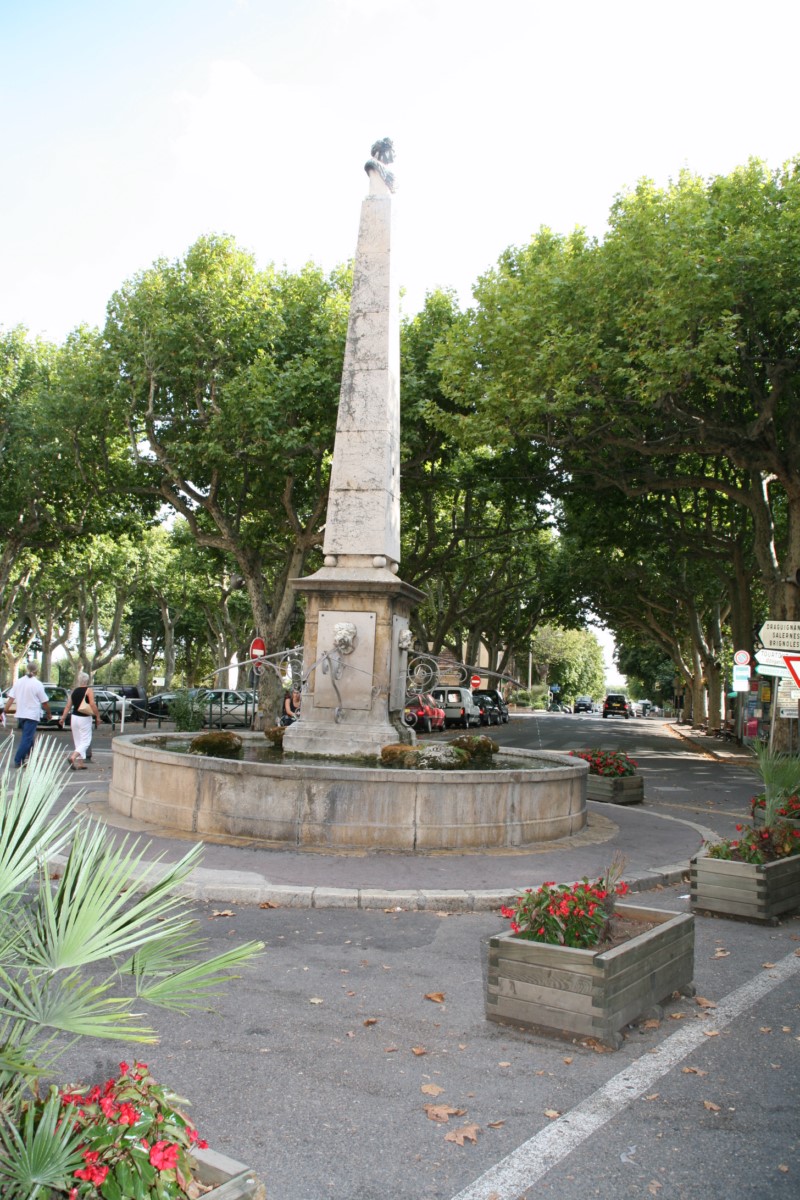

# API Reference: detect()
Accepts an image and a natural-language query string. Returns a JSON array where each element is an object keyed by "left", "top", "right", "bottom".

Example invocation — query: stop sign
[
  {"left": 250, "top": 636, "right": 267, "bottom": 660},
  {"left": 470, "top": 675, "right": 482, "bottom": 688}
]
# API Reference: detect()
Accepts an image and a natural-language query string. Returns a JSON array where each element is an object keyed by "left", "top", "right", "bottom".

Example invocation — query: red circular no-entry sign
[
  {"left": 470, "top": 675, "right": 482, "bottom": 689},
  {"left": 250, "top": 637, "right": 267, "bottom": 660}
]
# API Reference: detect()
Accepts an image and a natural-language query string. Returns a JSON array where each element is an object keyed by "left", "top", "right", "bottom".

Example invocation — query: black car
[
  {"left": 603, "top": 692, "right": 630, "bottom": 719},
  {"left": 101, "top": 684, "right": 149, "bottom": 720},
  {"left": 472, "top": 688, "right": 510, "bottom": 724},
  {"left": 474, "top": 694, "right": 502, "bottom": 726},
  {"left": 574, "top": 696, "right": 594, "bottom": 713}
]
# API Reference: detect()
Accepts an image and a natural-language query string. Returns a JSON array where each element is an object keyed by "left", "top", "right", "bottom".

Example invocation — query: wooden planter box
[
  {"left": 690, "top": 853, "right": 800, "bottom": 923},
  {"left": 193, "top": 1147, "right": 264, "bottom": 1199},
  {"left": 586, "top": 775, "right": 643, "bottom": 805},
  {"left": 485, "top": 903, "right": 695, "bottom": 1049}
]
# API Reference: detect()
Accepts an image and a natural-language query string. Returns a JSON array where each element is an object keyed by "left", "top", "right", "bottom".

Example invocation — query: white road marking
[{"left": 449, "top": 947, "right": 800, "bottom": 1200}]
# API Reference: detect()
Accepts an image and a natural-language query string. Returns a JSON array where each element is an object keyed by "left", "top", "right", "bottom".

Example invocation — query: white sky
[{"left": 3, "top": 0, "right": 799, "bottom": 343}]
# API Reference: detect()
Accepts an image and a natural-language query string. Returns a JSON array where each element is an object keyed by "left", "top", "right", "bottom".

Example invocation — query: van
[{"left": 430, "top": 686, "right": 482, "bottom": 729}]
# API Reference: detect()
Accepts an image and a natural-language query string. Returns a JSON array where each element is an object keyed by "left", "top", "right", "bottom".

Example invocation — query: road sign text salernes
[{"left": 758, "top": 621, "right": 800, "bottom": 650}]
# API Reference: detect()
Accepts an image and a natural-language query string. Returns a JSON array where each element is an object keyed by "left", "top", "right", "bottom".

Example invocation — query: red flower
[
  {"left": 118, "top": 1061, "right": 130, "bottom": 1075},
  {"left": 118, "top": 1102, "right": 140, "bottom": 1125},
  {"left": 150, "top": 1140, "right": 180, "bottom": 1171}
]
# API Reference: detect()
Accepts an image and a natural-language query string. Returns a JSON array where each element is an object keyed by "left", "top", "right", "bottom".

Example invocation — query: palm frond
[
  {"left": 133, "top": 940, "right": 264, "bottom": 1010},
  {"left": 31, "top": 823, "right": 205, "bottom": 969},
  {"left": 0, "top": 1087, "right": 85, "bottom": 1199},
  {"left": 0, "top": 741, "right": 76, "bottom": 902},
  {"left": 0, "top": 969, "right": 159, "bottom": 1042},
  {"left": 751, "top": 744, "right": 800, "bottom": 825}
]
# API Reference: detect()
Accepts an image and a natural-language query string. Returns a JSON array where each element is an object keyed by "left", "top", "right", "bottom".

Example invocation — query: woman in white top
[{"left": 59, "top": 672, "right": 100, "bottom": 769}]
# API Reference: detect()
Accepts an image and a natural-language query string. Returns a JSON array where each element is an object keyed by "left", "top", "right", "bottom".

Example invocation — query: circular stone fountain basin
[{"left": 109, "top": 733, "right": 588, "bottom": 852}]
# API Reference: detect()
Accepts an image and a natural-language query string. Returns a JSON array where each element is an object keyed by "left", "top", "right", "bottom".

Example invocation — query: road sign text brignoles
[{"left": 758, "top": 620, "right": 800, "bottom": 650}]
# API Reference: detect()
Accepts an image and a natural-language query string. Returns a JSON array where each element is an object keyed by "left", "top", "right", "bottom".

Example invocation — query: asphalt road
[{"left": 31, "top": 714, "right": 800, "bottom": 1200}]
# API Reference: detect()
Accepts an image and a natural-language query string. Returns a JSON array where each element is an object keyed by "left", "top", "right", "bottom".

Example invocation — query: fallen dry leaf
[
  {"left": 762, "top": 962, "right": 777, "bottom": 969},
  {"left": 425, "top": 992, "right": 445, "bottom": 1004},
  {"left": 424, "top": 1104, "right": 465, "bottom": 1124},
  {"left": 645, "top": 1093, "right": 660, "bottom": 1101},
  {"left": 669, "top": 1012, "right": 687, "bottom": 1021},
  {"left": 210, "top": 909, "right": 234, "bottom": 918},
  {"left": 498, "top": 1061, "right": 511, "bottom": 1068},
  {"left": 648, "top": 1181, "right": 663, "bottom": 1195},
  {"left": 421, "top": 1083, "right": 444, "bottom": 1097},
  {"left": 782, "top": 1026, "right": 791, "bottom": 1033},
  {"left": 309, "top": 997, "right": 324, "bottom": 1005},
  {"left": 544, "top": 1109, "right": 561, "bottom": 1120},
  {"left": 488, "top": 1120, "right": 505, "bottom": 1129},
  {"left": 779, "top": 1164, "right": 789, "bottom": 1173},
  {"left": 363, "top": 1018, "right": 378, "bottom": 1026},
  {"left": 695, "top": 996, "right": 717, "bottom": 1009},
  {"left": 563, "top": 1057, "right": 573, "bottom": 1065},
  {"left": 703, "top": 1100, "right": 721, "bottom": 1112},
  {"left": 384, "top": 1046, "right": 398, "bottom": 1053},
  {"left": 703, "top": 1030, "right": 720, "bottom": 1037},
  {"left": 411, "top": 1046, "right": 427, "bottom": 1056},
  {"left": 760, "top": 1027, "right": 772, "bottom": 1033},
  {"left": 682, "top": 1067, "right": 707, "bottom": 1076},
  {"left": 640, "top": 1018, "right": 661, "bottom": 1030},
  {"left": 259, "top": 900, "right": 278, "bottom": 909},
  {"left": 445, "top": 1123, "right": 480, "bottom": 1146},
  {"left": 713, "top": 949, "right": 730, "bottom": 958},
  {"left": 581, "top": 1037, "right": 615, "bottom": 1053}
]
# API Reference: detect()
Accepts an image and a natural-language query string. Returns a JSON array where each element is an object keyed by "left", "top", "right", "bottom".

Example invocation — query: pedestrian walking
[
  {"left": 58, "top": 672, "right": 100, "bottom": 770},
  {"left": 5, "top": 662, "right": 52, "bottom": 768}
]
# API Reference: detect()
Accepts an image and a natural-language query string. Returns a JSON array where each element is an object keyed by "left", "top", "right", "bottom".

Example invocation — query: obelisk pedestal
[{"left": 283, "top": 141, "right": 425, "bottom": 759}]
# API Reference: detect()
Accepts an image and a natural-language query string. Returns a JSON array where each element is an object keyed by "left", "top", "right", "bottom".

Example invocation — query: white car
[
  {"left": 91, "top": 688, "right": 136, "bottom": 722},
  {"left": 200, "top": 689, "right": 258, "bottom": 728}
]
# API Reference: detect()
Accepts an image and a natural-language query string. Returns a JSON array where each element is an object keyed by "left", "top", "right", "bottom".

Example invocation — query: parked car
[
  {"left": 404, "top": 692, "right": 445, "bottom": 734},
  {"left": 91, "top": 687, "right": 137, "bottom": 723},
  {"left": 474, "top": 694, "right": 503, "bottom": 726},
  {"left": 574, "top": 695, "right": 594, "bottom": 713},
  {"left": 201, "top": 688, "right": 258, "bottom": 728},
  {"left": 430, "top": 686, "right": 482, "bottom": 729},
  {"left": 603, "top": 692, "right": 631, "bottom": 719},
  {"left": 633, "top": 699, "right": 652, "bottom": 717},
  {"left": 472, "top": 688, "right": 510, "bottom": 724},
  {"left": 145, "top": 691, "right": 189, "bottom": 719},
  {"left": 99, "top": 684, "right": 149, "bottom": 720},
  {"left": 41, "top": 684, "right": 70, "bottom": 726}
]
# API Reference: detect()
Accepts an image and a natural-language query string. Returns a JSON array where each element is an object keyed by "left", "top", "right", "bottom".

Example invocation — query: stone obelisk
[{"left": 283, "top": 140, "right": 425, "bottom": 758}]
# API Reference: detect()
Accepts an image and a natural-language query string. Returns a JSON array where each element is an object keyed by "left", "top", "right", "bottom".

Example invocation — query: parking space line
[{"left": 449, "top": 948, "right": 800, "bottom": 1200}]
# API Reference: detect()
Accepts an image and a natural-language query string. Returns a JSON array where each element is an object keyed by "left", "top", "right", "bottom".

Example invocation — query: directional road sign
[
  {"left": 756, "top": 664, "right": 791, "bottom": 679},
  {"left": 758, "top": 620, "right": 800, "bottom": 651},
  {"left": 756, "top": 647, "right": 793, "bottom": 666}
]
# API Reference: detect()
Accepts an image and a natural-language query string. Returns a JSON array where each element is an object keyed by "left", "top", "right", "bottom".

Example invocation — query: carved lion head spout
[
  {"left": 397, "top": 628, "right": 413, "bottom": 651},
  {"left": 332, "top": 621, "right": 359, "bottom": 655}
]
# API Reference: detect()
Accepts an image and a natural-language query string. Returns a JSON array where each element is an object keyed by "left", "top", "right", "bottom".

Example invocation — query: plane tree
[
  {"left": 103, "top": 236, "right": 350, "bottom": 711},
  {"left": 438, "top": 158, "right": 800, "bottom": 629}
]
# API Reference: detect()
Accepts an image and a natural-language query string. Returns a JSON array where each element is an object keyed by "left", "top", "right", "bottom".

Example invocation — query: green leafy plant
[
  {"left": 705, "top": 822, "right": 800, "bottom": 864},
  {"left": 569, "top": 749, "right": 638, "bottom": 777},
  {"left": 749, "top": 745, "right": 800, "bottom": 826},
  {"left": 169, "top": 689, "right": 206, "bottom": 733},
  {"left": 0, "top": 739, "right": 263, "bottom": 1198},
  {"left": 750, "top": 792, "right": 800, "bottom": 821},
  {"left": 54, "top": 1061, "right": 208, "bottom": 1199},
  {"left": 500, "top": 858, "right": 629, "bottom": 949}
]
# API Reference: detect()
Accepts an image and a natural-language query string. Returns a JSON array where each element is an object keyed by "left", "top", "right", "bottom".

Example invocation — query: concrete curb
[{"left": 49, "top": 854, "right": 694, "bottom": 913}]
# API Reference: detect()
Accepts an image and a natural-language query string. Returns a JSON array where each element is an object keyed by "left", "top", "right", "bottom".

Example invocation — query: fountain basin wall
[{"left": 109, "top": 734, "right": 588, "bottom": 852}]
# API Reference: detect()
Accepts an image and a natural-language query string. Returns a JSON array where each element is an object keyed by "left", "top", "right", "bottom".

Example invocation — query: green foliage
[
  {"left": 0, "top": 738, "right": 262, "bottom": 1187},
  {"left": 169, "top": 689, "right": 206, "bottom": 733},
  {"left": 750, "top": 745, "right": 800, "bottom": 827},
  {"left": 569, "top": 749, "right": 638, "bottom": 777}
]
